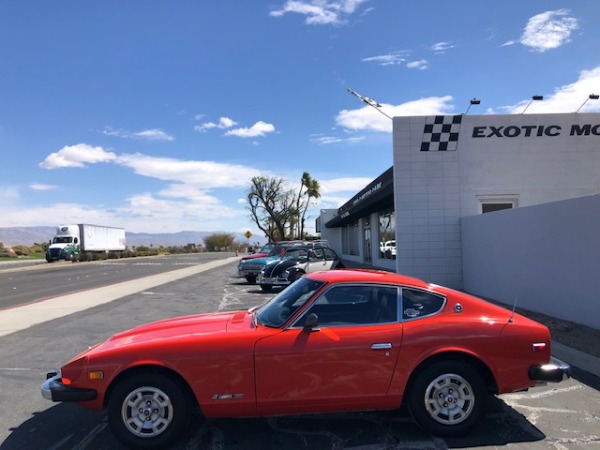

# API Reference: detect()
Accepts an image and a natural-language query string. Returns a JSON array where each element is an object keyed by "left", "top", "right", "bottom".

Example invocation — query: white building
[{"left": 320, "top": 113, "right": 600, "bottom": 328}]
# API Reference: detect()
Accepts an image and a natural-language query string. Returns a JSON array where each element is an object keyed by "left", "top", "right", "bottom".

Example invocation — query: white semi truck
[{"left": 45, "top": 224, "right": 126, "bottom": 262}]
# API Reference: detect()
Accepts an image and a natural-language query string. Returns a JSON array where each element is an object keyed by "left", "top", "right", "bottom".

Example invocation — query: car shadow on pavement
[
  {"left": 191, "top": 399, "right": 545, "bottom": 449},
  {"left": 2, "top": 397, "right": 545, "bottom": 450}
]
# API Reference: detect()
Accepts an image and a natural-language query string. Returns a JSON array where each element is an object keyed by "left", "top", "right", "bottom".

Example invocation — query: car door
[
  {"left": 254, "top": 284, "right": 402, "bottom": 412},
  {"left": 305, "top": 248, "right": 329, "bottom": 273}
]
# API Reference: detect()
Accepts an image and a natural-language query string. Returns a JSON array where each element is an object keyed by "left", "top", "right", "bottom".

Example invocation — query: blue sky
[{"left": 1, "top": 0, "right": 599, "bottom": 236}]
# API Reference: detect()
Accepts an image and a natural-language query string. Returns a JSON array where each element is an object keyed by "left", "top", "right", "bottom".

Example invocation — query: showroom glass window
[
  {"left": 379, "top": 209, "right": 396, "bottom": 260},
  {"left": 342, "top": 220, "right": 359, "bottom": 256}
]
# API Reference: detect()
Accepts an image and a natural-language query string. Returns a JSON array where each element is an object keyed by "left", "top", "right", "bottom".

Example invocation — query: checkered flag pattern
[{"left": 420, "top": 115, "right": 462, "bottom": 151}]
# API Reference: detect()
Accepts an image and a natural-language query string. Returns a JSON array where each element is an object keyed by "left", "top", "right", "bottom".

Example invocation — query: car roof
[{"left": 306, "top": 269, "right": 430, "bottom": 289}]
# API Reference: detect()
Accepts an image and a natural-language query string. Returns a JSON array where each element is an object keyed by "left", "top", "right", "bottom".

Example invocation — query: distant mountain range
[{"left": 0, "top": 226, "right": 265, "bottom": 248}]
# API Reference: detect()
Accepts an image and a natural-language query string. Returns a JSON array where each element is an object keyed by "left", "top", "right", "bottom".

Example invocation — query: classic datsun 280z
[{"left": 41, "top": 269, "right": 570, "bottom": 449}]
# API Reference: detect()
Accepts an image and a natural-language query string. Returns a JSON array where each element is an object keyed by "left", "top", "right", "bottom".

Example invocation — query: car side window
[
  {"left": 294, "top": 284, "right": 399, "bottom": 327},
  {"left": 312, "top": 248, "right": 324, "bottom": 259},
  {"left": 401, "top": 288, "right": 445, "bottom": 320},
  {"left": 323, "top": 248, "right": 336, "bottom": 260}
]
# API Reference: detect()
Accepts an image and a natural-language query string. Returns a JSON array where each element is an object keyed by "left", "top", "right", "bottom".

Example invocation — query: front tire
[
  {"left": 260, "top": 284, "right": 272, "bottom": 291},
  {"left": 108, "top": 372, "right": 190, "bottom": 449},
  {"left": 408, "top": 360, "right": 487, "bottom": 437}
]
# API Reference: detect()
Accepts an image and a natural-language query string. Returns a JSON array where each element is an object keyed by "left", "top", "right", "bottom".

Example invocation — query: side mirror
[{"left": 303, "top": 313, "right": 319, "bottom": 331}]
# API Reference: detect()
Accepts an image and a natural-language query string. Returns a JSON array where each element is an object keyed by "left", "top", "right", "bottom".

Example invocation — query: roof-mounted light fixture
[
  {"left": 347, "top": 88, "right": 392, "bottom": 119},
  {"left": 576, "top": 94, "right": 600, "bottom": 112},
  {"left": 464, "top": 98, "right": 481, "bottom": 115},
  {"left": 521, "top": 95, "right": 543, "bottom": 114}
]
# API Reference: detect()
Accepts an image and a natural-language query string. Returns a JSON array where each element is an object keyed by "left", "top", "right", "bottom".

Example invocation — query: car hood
[
  {"left": 241, "top": 252, "right": 268, "bottom": 260},
  {"left": 263, "top": 259, "right": 297, "bottom": 276},
  {"left": 95, "top": 311, "right": 241, "bottom": 351},
  {"left": 239, "top": 255, "right": 280, "bottom": 266}
]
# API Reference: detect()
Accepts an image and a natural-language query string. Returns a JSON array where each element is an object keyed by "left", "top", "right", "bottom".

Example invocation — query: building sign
[
  {"left": 420, "top": 115, "right": 600, "bottom": 151},
  {"left": 473, "top": 124, "right": 600, "bottom": 138}
]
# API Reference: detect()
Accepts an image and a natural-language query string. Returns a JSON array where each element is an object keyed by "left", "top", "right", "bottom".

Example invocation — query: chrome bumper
[
  {"left": 257, "top": 275, "right": 291, "bottom": 286},
  {"left": 529, "top": 356, "right": 571, "bottom": 383},
  {"left": 41, "top": 370, "right": 97, "bottom": 402}
]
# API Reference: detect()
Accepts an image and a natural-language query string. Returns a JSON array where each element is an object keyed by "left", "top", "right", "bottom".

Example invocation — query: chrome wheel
[
  {"left": 121, "top": 386, "right": 173, "bottom": 438},
  {"left": 408, "top": 360, "right": 486, "bottom": 436},
  {"left": 424, "top": 373, "right": 474, "bottom": 425}
]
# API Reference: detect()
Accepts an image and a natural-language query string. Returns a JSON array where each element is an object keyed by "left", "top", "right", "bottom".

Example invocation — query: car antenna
[{"left": 508, "top": 271, "right": 524, "bottom": 323}]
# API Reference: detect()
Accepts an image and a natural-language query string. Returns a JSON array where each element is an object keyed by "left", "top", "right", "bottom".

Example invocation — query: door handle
[{"left": 371, "top": 343, "right": 392, "bottom": 350}]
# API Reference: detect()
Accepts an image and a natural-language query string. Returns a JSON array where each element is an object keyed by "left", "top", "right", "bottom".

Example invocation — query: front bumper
[
  {"left": 41, "top": 370, "right": 97, "bottom": 402},
  {"left": 257, "top": 274, "right": 291, "bottom": 287},
  {"left": 238, "top": 267, "right": 264, "bottom": 277},
  {"left": 529, "top": 356, "right": 571, "bottom": 383}
]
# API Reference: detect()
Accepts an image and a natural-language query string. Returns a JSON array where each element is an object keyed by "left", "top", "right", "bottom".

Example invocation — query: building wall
[
  {"left": 320, "top": 209, "right": 396, "bottom": 271},
  {"left": 461, "top": 194, "right": 600, "bottom": 330},
  {"left": 393, "top": 113, "right": 600, "bottom": 289}
]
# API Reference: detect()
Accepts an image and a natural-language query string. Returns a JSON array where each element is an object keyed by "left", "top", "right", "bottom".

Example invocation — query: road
[
  {"left": 0, "top": 255, "right": 599, "bottom": 449},
  {"left": 0, "top": 253, "right": 236, "bottom": 310}
]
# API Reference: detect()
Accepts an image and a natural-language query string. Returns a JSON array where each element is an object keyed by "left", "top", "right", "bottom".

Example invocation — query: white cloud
[
  {"left": 320, "top": 177, "right": 374, "bottom": 194},
  {"left": 270, "top": 0, "right": 369, "bottom": 25},
  {"left": 498, "top": 65, "right": 600, "bottom": 114},
  {"left": 29, "top": 184, "right": 57, "bottom": 191},
  {"left": 336, "top": 95, "right": 454, "bottom": 132},
  {"left": 406, "top": 59, "right": 428, "bottom": 70},
  {"left": 431, "top": 41, "right": 454, "bottom": 53},
  {"left": 194, "top": 116, "right": 237, "bottom": 132},
  {"left": 519, "top": 9, "right": 579, "bottom": 52},
  {"left": 132, "top": 129, "right": 175, "bottom": 141},
  {"left": 0, "top": 186, "right": 19, "bottom": 203},
  {"left": 311, "top": 135, "right": 365, "bottom": 145},
  {"left": 362, "top": 51, "right": 408, "bottom": 66},
  {"left": 103, "top": 127, "right": 174, "bottom": 141},
  {"left": 225, "top": 121, "right": 276, "bottom": 138},
  {"left": 39, "top": 144, "right": 117, "bottom": 169},
  {"left": 115, "top": 153, "right": 262, "bottom": 188}
]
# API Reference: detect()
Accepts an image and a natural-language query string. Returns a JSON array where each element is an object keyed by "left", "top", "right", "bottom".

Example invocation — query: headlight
[{"left": 283, "top": 269, "right": 291, "bottom": 279}]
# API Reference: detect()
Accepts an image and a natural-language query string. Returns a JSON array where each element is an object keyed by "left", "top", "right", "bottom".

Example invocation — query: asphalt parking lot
[{"left": 0, "top": 256, "right": 599, "bottom": 449}]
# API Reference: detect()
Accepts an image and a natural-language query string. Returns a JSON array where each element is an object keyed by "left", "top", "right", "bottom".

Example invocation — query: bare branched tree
[
  {"left": 247, "top": 173, "right": 321, "bottom": 241},
  {"left": 247, "top": 176, "right": 295, "bottom": 241}
]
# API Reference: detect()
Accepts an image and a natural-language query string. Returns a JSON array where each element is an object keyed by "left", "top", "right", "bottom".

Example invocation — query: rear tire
[
  {"left": 108, "top": 372, "right": 190, "bottom": 449},
  {"left": 260, "top": 284, "right": 272, "bottom": 291},
  {"left": 408, "top": 360, "right": 487, "bottom": 437},
  {"left": 245, "top": 275, "right": 257, "bottom": 284},
  {"left": 293, "top": 272, "right": 304, "bottom": 282}
]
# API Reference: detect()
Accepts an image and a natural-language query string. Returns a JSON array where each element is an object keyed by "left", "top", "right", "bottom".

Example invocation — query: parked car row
[
  {"left": 237, "top": 240, "right": 336, "bottom": 286},
  {"left": 257, "top": 244, "right": 344, "bottom": 291}
]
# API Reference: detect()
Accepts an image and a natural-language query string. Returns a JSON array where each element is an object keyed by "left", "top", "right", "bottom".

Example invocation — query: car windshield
[
  {"left": 267, "top": 245, "right": 287, "bottom": 257},
  {"left": 53, "top": 237, "right": 73, "bottom": 244},
  {"left": 255, "top": 278, "right": 326, "bottom": 328},
  {"left": 259, "top": 243, "right": 275, "bottom": 253}
]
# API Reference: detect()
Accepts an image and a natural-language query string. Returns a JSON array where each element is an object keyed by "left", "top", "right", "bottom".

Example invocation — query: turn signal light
[{"left": 88, "top": 371, "right": 104, "bottom": 380}]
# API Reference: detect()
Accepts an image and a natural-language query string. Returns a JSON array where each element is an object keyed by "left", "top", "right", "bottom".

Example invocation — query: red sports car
[{"left": 41, "top": 269, "right": 570, "bottom": 449}]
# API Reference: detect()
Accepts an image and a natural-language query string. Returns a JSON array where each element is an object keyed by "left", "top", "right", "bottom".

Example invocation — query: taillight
[{"left": 532, "top": 342, "right": 547, "bottom": 352}]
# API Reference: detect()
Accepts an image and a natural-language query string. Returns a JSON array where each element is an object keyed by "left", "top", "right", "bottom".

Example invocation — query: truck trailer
[{"left": 45, "top": 224, "right": 126, "bottom": 262}]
